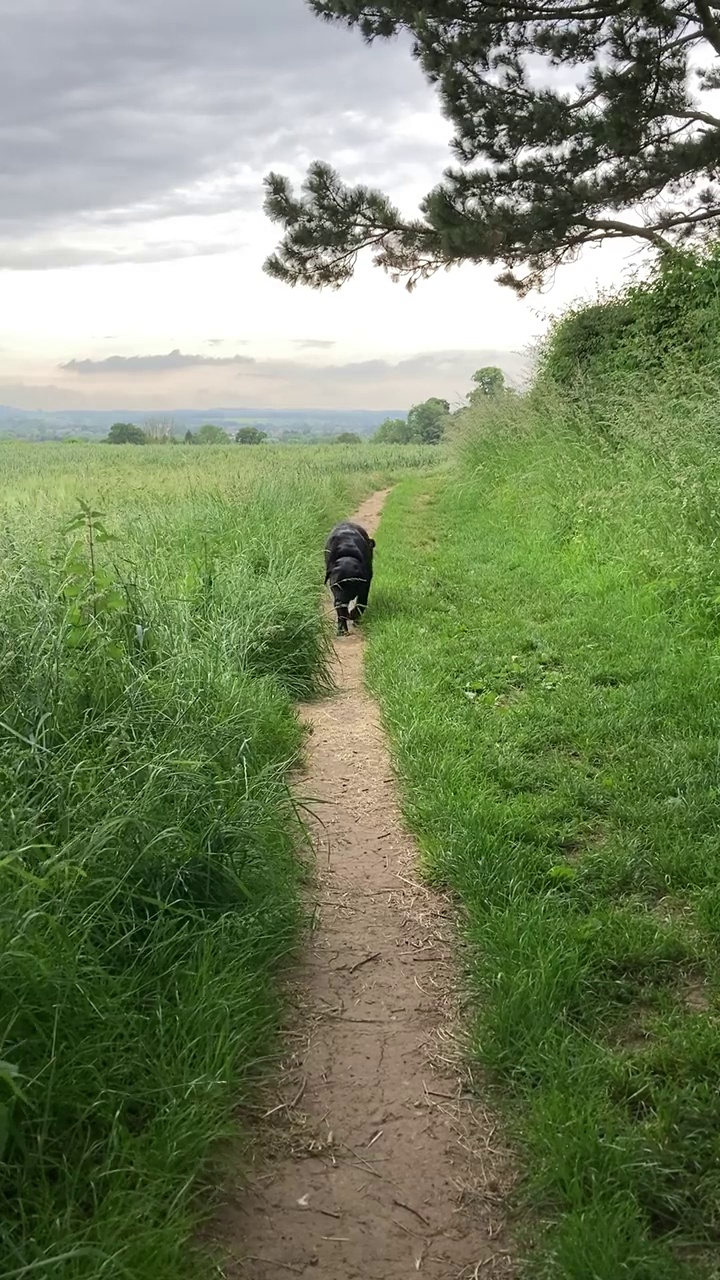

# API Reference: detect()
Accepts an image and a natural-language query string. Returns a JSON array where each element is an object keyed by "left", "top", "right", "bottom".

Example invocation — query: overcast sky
[{"left": 1, "top": 0, "right": 648, "bottom": 412}]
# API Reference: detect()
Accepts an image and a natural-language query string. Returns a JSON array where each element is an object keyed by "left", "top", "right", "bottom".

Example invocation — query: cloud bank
[
  {"left": 61, "top": 349, "right": 254, "bottom": 374},
  {"left": 2, "top": 0, "right": 442, "bottom": 270},
  {"left": 49, "top": 346, "right": 531, "bottom": 411}
]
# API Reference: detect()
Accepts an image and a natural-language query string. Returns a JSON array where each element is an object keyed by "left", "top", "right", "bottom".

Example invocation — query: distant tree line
[
  {"left": 104, "top": 368, "right": 511, "bottom": 448},
  {"left": 106, "top": 422, "right": 268, "bottom": 446}
]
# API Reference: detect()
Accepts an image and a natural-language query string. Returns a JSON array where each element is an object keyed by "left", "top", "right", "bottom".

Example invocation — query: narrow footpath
[{"left": 214, "top": 488, "right": 514, "bottom": 1280}]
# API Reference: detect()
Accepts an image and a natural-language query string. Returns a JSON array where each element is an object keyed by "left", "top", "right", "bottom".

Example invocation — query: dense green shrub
[{"left": 539, "top": 243, "right": 720, "bottom": 398}]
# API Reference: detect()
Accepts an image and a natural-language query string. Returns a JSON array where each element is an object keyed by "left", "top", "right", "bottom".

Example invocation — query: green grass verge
[
  {"left": 366, "top": 420, "right": 720, "bottom": 1279},
  {"left": 0, "top": 444, "right": 437, "bottom": 1279}
]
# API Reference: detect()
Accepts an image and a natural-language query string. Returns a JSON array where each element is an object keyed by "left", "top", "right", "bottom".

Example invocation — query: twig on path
[
  {"left": 392, "top": 1196, "right": 431, "bottom": 1227},
  {"left": 330, "top": 1016, "right": 390, "bottom": 1024},
  {"left": 392, "top": 1216, "right": 427, "bottom": 1240},
  {"left": 463, "top": 1255, "right": 514, "bottom": 1278},
  {"left": 244, "top": 1258, "right": 303, "bottom": 1275},
  {"left": 296, "top": 1194, "right": 342, "bottom": 1221},
  {"left": 337, "top": 1139, "right": 388, "bottom": 1180},
  {"left": 423, "top": 1081, "right": 459, "bottom": 1101},
  {"left": 349, "top": 950, "right": 382, "bottom": 973},
  {"left": 262, "top": 1076, "right": 307, "bottom": 1119}
]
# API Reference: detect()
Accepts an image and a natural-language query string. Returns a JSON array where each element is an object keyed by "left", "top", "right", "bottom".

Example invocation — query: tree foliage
[
  {"left": 374, "top": 400, "right": 449, "bottom": 445},
  {"left": 195, "top": 424, "right": 230, "bottom": 446},
  {"left": 334, "top": 431, "right": 363, "bottom": 443},
  {"left": 408, "top": 397, "right": 450, "bottom": 444},
  {"left": 469, "top": 367, "right": 506, "bottom": 401},
  {"left": 235, "top": 426, "right": 268, "bottom": 445},
  {"left": 106, "top": 422, "right": 146, "bottom": 445},
  {"left": 373, "top": 417, "right": 415, "bottom": 444},
  {"left": 264, "top": 1, "right": 720, "bottom": 295}
]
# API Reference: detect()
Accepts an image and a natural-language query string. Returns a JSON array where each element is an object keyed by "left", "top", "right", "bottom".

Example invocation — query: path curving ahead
[{"left": 214, "top": 489, "right": 514, "bottom": 1280}]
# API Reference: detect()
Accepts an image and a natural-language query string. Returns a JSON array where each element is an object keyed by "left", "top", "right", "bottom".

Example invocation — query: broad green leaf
[{"left": 66, "top": 627, "right": 88, "bottom": 649}]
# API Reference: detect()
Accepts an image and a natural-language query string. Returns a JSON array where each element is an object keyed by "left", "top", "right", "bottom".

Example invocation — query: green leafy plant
[{"left": 61, "top": 501, "right": 128, "bottom": 662}]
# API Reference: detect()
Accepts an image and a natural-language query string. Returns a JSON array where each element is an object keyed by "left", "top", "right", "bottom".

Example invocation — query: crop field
[{"left": 0, "top": 440, "right": 439, "bottom": 1280}]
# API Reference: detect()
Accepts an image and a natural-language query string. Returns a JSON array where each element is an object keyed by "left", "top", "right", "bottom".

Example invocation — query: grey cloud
[
  {"left": 61, "top": 349, "right": 254, "bottom": 375},
  {"left": 237, "top": 349, "right": 533, "bottom": 410},
  {"left": 1, "top": 0, "right": 438, "bottom": 268},
  {"left": 0, "top": 239, "right": 235, "bottom": 271},
  {"left": 241, "top": 349, "right": 531, "bottom": 395},
  {"left": 291, "top": 339, "right": 337, "bottom": 350},
  {"left": 0, "top": 381, "right": 93, "bottom": 410},
  {"left": 58, "top": 346, "right": 531, "bottom": 399}
]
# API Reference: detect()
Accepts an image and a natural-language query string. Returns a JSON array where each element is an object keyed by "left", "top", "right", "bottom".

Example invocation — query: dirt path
[{"left": 215, "top": 489, "right": 513, "bottom": 1279}]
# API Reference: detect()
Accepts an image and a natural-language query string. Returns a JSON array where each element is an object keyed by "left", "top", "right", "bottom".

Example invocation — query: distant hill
[{"left": 0, "top": 406, "right": 408, "bottom": 442}]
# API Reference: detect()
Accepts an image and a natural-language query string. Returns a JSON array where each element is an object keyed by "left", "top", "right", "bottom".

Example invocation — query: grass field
[
  {"left": 9, "top": 346, "right": 720, "bottom": 1279},
  {"left": 367, "top": 392, "right": 720, "bottom": 1279},
  {"left": 0, "top": 440, "right": 439, "bottom": 1280}
]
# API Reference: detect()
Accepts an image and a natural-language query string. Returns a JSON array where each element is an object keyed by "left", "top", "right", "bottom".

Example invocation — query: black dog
[{"left": 324, "top": 521, "right": 375, "bottom": 635}]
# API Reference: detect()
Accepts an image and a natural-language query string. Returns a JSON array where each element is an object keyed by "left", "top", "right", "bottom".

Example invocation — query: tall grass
[
  {"left": 0, "top": 441, "right": 437, "bottom": 1279},
  {"left": 366, "top": 369, "right": 720, "bottom": 1275}
]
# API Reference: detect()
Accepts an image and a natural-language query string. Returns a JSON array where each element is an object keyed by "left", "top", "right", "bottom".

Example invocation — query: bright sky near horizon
[{"left": 2, "top": 0, "right": 651, "bottom": 412}]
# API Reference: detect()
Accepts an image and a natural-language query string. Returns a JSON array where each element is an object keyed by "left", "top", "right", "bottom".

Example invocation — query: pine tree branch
[
  {"left": 693, "top": 0, "right": 720, "bottom": 54},
  {"left": 267, "top": 1, "right": 720, "bottom": 293},
  {"left": 581, "top": 217, "right": 672, "bottom": 248},
  {"left": 656, "top": 204, "right": 720, "bottom": 230},
  {"left": 671, "top": 107, "right": 720, "bottom": 128}
]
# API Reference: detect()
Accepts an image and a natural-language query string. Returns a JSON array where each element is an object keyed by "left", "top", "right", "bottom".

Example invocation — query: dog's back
[
  {"left": 325, "top": 522, "right": 374, "bottom": 583},
  {"left": 327, "top": 553, "right": 368, "bottom": 588}
]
